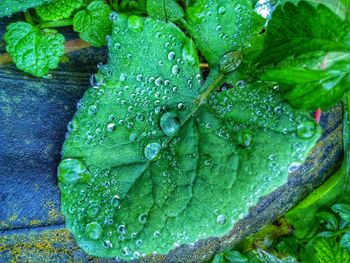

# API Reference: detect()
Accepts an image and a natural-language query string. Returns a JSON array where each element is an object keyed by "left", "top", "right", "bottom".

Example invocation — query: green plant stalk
[{"left": 40, "top": 18, "right": 73, "bottom": 29}]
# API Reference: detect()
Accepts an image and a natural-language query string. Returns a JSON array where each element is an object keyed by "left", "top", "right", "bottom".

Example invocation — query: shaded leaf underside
[{"left": 59, "top": 14, "right": 320, "bottom": 260}]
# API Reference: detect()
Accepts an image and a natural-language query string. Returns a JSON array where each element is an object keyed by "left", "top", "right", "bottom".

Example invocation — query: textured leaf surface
[
  {"left": 73, "top": 0, "right": 112, "bottom": 47},
  {"left": 59, "top": 14, "right": 320, "bottom": 259},
  {"left": 147, "top": 0, "right": 184, "bottom": 21},
  {"left": 185, "top": 0, "right": 265, "bottom": 66},
  {"left": 4, "top": 22, "right": 65, "bottom": 77},
  {"left": 255, "top": 1, "right": 350, "bottom": 67},
  {"left": 312, "top": 238, "right": 350, "bottom": 263},
  {"left": 0, "top": 0, "right": 52, "bottom": 17},
  {"left": 261, "top": 60, "right": 350, "bottom": 110},
  {"left": 36, "top": 0, "right": 83, "bottom": 21}
]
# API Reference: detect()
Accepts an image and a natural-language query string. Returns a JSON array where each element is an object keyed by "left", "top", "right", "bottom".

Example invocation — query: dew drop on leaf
[
  {"left": 87, "top": 204, "right": 101, "bottom": 217},
  {"left": 219, "top": 51, "right": 243, "bottom": 74},
  {"left": 85, "top": 222, "right": 103, "bottom": 240},
  {"left": 160, "top": 112, "right": 181, "bottom": 136},
  {"left": 218, "top": 6, "right": 226, "bottom": 15},
  {"left": 127, "top": 15, "right": 144, "bottom": 32},
  {"left": 296, "top": 121, "right": 316, "bottom": 139},
  {"left": 216, "top": 214, "right": 226, "bottom": 225},
  {"left": 144, "top": 143, "right": 161, "bottom": 160},
  {"left": 138, "top": 213, "right": 147, "bottom": 224},
  {"left": 58, "top": 159, "right": 91, "bottom": 184}
]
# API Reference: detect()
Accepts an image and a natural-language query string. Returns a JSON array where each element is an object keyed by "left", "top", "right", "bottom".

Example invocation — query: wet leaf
[{"left": 59, "top": 14, "right": 320, "bottom": 259}]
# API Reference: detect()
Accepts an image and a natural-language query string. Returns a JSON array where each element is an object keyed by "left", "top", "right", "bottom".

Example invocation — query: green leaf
[
  {"left": 59, "top": 14, "right": 320, "bottom": 259},
  {"left": 224, "top": 250, "right": 248, "bottom": 263},
  {"left": 4, "top": 22, "right": 65, "bottom": 77},
  {"left": 285, "top": 167, "right": 346, "bottom": 239},
  {"left": 317, "top": 211, "right": 339, "bottom": 230},
  {"left": 261, "top": 60, "right": 350, "bottom": 110},
  {"left": 332, "top": 204, "right": 350, "bottom": 222},
  {"left": 312, "top": 237, "right": 350, "bottom": 263},
  {"left": 0, "top": 0, "right": 53, "bottom": 17},
  {"left": 73, "top": 0, "right": 112, "bottom": 47},
  {"left": 115, "top": 0, "right": 147, "bottom": 14},
  {"left": 340, "top": 232, "right": 350, "bottom": 249},
  {"left": 184, "top": 0, "right": 265, "bottom": 66},
  {"left": 255, "top": 1, "right": 350, "bottom": 67},
  {"left": 35, "top": 0, "right": 83, "bottom": 21},
  {"left": 212, "top": 253, "right": 227, "bottom": 263},
  {"left": 147, "top": 0, "right": 184, "bottom": 22}
]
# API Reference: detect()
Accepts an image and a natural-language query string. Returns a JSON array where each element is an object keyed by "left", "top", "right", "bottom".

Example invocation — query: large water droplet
[
  {"left": 144, "top": 143, "right": 161, "bottom": 160},
  {"left": 237, "top": 131, "right": 254, "bottom": 147},
  {"left": 216, "top": 214, "right": 226, "bottom": 225},
  {"left": 127, "top": 15, "right": 144, "bottom": 32},
  {"left": 254, "top": 0, "right": 276, "bottom": 19},
  {"left": 218, "top": 6, "right": 226, "bottom": 15},
  {"left": 296, "top": 121, "right": 316, "bottom": 139},
  {"left": 219, "top": 51, "right": 243, "bottom": 74},
  {"left": 58, "top": 159, "right": 91, "bottom": 184},
  {"left": 85, "top": 222, "right": 103, "bottom": 240},
  {"left": 160, "top": 112, "right": 180, "bottom": 136}
]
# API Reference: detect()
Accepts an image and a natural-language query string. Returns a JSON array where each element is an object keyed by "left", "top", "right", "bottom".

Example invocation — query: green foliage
[
  {"left": 35, "top": 0, "right": 83, "bottom": 21},
  {"left": 4, "top": 22, "right": 65, "bottom": 77},
  {"left": 147, "top": 0, "right": 184, "bottom": 21},
  {"left": 185, "top": 0, "right": 265, "bottom": 66},
  {"left": 255, "top": 1, "right": 350, "bottom": 67},
  {"left": 59, "top": 12, "right": 321, "bottom": 259},
  {"left": 0, "top": 0, "right": 53, "bottom": 17},
  {"left": 261, "top": 60, "right": 350, "bottom": 110},
  {"left": 73, "top": 0, "right": 112, "bottom": 47}
]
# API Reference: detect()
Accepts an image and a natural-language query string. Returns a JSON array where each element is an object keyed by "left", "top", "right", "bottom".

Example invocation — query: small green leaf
[
  {"left": 147, "top": 0, "right": 184, "bottom": 21},
  {"left": 59, "top": 13, "right": 320, "bottom": 260},
  {"left": 332, "top": 203, "right": 350, "bottom": 222},
  {"left": 317, "top": 211, "right": 339, "bottom": 230},
  {"left": 185, "top": 0, "right": 265, "bottom": 66},
  {"left": 224, "top": 250, "right": 248, "bottom": 263},
  {"left": 255, "top": 1, "right": 350, "bottom": 67},
  {"left": 0, "top": 0, "right": 53, "bottom": 17},
  {"left": 340, "top": 232, "right": 350, "bottom": 249},
  {"left": 4, "top": 22, "right": 65, "bottom": 77},
  {"left": 312, "top": 237, "right": 350, "bottom": 263},
  {"left": 36, "top": 0, "right": 83, "bottom": 21},
  {"left": 261, "top": 60, "right": 350, "bottom": 110},
  {"left": 212, "top": 253, "right": 226, "bottom": 263},
  {"left": 73, "top": 0, "right": 112, "bottom": 47}
]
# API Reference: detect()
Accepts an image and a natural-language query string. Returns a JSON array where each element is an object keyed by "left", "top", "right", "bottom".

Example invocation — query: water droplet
[
  {"left": 121, "top": 247, "right": 131, "bottom": 256},
  {"left": 218, "top": 6, "right": 226, "bottom": 15},
  {"left": 216, "top": 214, "right": 226, "bottom": 225},
  {"left": 168, "top": 51, "right": 176, "bottom": 61},
  {"left": 237, "top": 131, "right": 254, "bottom": 147},
  {"left": 254, "top": 0, "right": 276, "bottom": 19},
  {"left": 107, "top": 123, "right": 116, "bottom": 132},
  {"left": 138, "top": 214, "right": 147, "bottom": 224},
  {"left": 155, "top": 78, "right": 163, "bottom": 86},
  {"left": 87, "top": 204, "right": 101, "bottom": 217},
  {"left": 111, "top": 195, "right": 121, "bottom": 209},
  {"left": 109, "top": 12, "right": 118, "bottom": 22},
  {"left": 219, "top": 51, "right": 243, "bottom": 74},
  {"left": 58, "top": 159, "right": 91, "bottom": 184},
  {"left": 288, "top": 162, "right": 302, "bottom": 173},
  {"left": 117, "top": 225, "right": 127, "bottom": 235},
  {"left": 171, "top": 65, "right": 180, "bottom": 75},
  {"left": 144, "top": 143, "right": 161, "bottom": 160},
  {"left": 85, "top": 222, "right": 103, "bottom": 240},
  {"left": 104, "top": 240, "right": 113, "bottom": 248},
  {"left": 160, "top": 112, "right": 180, "bottom": 136},
  {"left": 127, "top": 15, "right": 144, "bottom": 32},
  {"left": 88, "top": 105, "right": 97, "bottom": 116},
  {"left": 296, "top": 121, "right": 316, "bottom": 139}
]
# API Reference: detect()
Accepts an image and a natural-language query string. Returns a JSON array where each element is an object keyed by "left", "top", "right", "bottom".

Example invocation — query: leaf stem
[
  {"left": 24, "top": 11, "right": 35, "bottom": 26},
  {"left": 40, "top": 18, "right": 73, "bottom": 29}
]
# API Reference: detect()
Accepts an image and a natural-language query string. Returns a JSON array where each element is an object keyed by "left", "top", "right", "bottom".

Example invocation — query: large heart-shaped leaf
[{"left": 59, "top": 14, "right": 320, "bottom": 259}]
